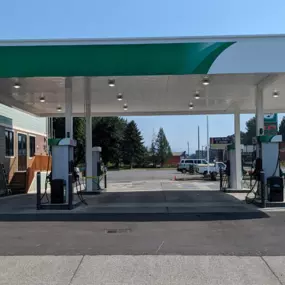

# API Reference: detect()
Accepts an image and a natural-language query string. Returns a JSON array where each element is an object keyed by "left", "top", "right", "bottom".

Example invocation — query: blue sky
[{"left": 1, "top": 0, "right": 285, "bottom": 152}]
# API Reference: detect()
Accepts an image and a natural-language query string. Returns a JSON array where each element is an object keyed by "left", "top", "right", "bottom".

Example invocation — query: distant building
[
  {"left": 195, "top": 150, "right": 207, "bottom": 159},
  {"left": 194, "top": 148, "right": 223, "bottom": 162},
  {"left": 165, "top": 151, "right": 187, "bottom": 166}
]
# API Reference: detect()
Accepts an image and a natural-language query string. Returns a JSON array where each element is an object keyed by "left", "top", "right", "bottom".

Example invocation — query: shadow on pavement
[
  {"left": 0, "top": 211, "right": 269, "bottom": 222},
  {"left": 0, "top": 190, "right": 270, "bottom": 222}
]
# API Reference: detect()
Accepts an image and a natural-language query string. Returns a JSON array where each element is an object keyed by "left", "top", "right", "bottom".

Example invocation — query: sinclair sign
[
  {"left": 210, "top": 137, "right": 232, "bottom": 149},
  {"left": 264, "top": 114, "right": 278, "bottom": 136}
]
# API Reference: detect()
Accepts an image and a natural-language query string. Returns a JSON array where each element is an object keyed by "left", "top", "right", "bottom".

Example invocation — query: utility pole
[
  {"left": 187, "top": 141, "right": 190, "bottom": 157},
  {"left": 198, "top": 126, "right": 200, "bottom": 159}
]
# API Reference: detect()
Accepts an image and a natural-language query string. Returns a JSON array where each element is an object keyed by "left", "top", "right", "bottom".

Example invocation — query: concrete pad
[
  {"left": 0, "top": 256, "right": 82, "bottom": 285},
  {"left": 71, "top": 255, "right": 281, "bottom": 285},
  {"left": 80, "top": 206, "right": 168, "bottom": 214},
  {"left": 263, "top": 256, "right": 285, "bottom": 284},
  {"left": 168, "top": 205, "right": 254, "bottom": 213}
]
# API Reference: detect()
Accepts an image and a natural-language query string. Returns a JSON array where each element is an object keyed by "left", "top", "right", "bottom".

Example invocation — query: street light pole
[
  {"left": 198, "top": 126, "right": 200, "bottom": 159},
  {"left": 187, "top": 141, "right": 190, "bottom": 156}
]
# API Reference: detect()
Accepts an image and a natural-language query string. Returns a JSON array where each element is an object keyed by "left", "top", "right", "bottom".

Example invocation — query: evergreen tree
[
  {"left": 243, "top": 116, "right": 256, "bottom": 145},
  {"left": 150, "top": 130, "right": 157, "bottom": 166},
  {"left": 73, "top": 117, "right": 85, "bottom": 165},
  {"left": 155, "top": 128, "right": 172, "bottom": 166},
  {"left": 122, "top": 120, "right": 145, "bottom": 168},
  {"left": 92, "top": 117, "right": 127, "bottom": 166},
  {"left": 52, "top": 117, "right": 85, "bottom": 165}
]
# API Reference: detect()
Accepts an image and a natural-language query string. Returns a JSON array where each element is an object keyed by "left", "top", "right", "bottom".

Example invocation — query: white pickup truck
[
  {"left": 177, "top": 159, "right": 226, "bottom": 175},
  {"left": 196, "top": 161, "right": 226, "bottom": 175}
]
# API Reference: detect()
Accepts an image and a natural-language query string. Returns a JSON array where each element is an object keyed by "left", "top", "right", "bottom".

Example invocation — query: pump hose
[
  {"left": 41, "top": 152, "right": 51, "bottom": 203},
  {"left": 245, "top": 179, "right": 259, "bottom": 204},
  {"left": 271, "top": 153, "right": 281, "bottom": 177},
  {"left": 75, "top": 177, "right": 88, "bottom": 205}
]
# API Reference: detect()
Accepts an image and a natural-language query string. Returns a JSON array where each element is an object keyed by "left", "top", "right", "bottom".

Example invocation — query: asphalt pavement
[
  {"left": 0, "top": 212, "right": 284, "bottom": 256},
  {"left": 107, "top": 168, "right": 178, "bottom": 182},
  {"left": 1, "top": 169, "right": 285, "bottom": 284},
  {"left": 1, "top": 212, "right": 285, "bottom": 284}
]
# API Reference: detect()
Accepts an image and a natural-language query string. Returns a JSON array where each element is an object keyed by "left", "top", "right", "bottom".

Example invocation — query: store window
[{"left": 5, "top": 130, "right": 14, "bottom": 157}]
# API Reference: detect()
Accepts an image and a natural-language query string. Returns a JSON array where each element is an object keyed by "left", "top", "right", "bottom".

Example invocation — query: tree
[
  {"left": 155, "top": 128, "right": 172, "bottom": 166},
  {"left": 121, "top": 120, "right": 145, "bottom": 168},
  {"left": 52, "top": 117, "right": 65, "bottom": 138},
  {"left": 150, "top": 131, "right": 158, "bottom": 166},
  {"left": 243, "top": 116, "right": 256, "bottom": 145},
  {"left": 73, "top": 118, "right": 85, "bottom": 165},
  {"left": 278, "top": 116, "right": 285, "bottom": 141},
  {"left": 227, "top": 131, "right": 246, "bottom": 145},
  {"left": 92, "top": 117, "right": 127, "bottom": 166},
  {"left": 52, "top": 117, "right": 86, "bottom": 165}
]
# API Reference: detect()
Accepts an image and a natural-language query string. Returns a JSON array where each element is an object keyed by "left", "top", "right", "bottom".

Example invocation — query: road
[{"left": 107, "top": 169, "right": 178, "bottom": 182}]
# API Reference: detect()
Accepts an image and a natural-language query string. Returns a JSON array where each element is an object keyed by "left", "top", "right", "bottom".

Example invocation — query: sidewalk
[{"left": 1, "top": 255, "right": 284, "bottom": 285}]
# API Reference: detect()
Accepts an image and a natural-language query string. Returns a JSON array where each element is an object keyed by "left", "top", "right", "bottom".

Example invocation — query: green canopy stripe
[{"left": 0, "top": 42, "right": 235, "bottom": 78}]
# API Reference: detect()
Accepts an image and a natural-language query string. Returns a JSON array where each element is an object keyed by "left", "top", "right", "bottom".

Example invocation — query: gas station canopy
[{"left": 1, "top": 34, "right": 285, "bottom": 117}]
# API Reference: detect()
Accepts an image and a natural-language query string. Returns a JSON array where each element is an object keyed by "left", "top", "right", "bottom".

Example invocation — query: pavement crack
[
  {"left": 68, "top": 255, "right": 84, "bottom": 285},
  {"left": 260, "top": 256, "right": 283, "bottom": 285},
  {"left": 155, "top": 241, "right": 165, "bottom": 254}
]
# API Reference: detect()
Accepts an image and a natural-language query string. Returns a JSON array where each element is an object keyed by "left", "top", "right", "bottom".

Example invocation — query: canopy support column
[
  {"left": 256, "top": 86, "right": 264, "bottom": 138},
  {"left": 234, "top": 108, "right": 242, "bottom": 190},
  {"left": 65, "top": 77, "right": 73, "bottom": 139},
  {"left": 84, "top": 77, "right": 93, "bottom": 192},
  {"left": 255, "top": 86, "right": 264, "bottom": 158}
]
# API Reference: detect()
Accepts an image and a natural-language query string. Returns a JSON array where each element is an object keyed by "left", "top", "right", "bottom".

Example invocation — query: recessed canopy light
[
  {"left": 273, "top": 90, "right": 279, "bottom": 98},
  {"left": 13, "top": 82, "right": 21, "bottom": 89},
  {"left": 57, "top": 106, "right": 62, "bottom": 112},
  {"left": 202, "top": 77, "right": 210, "bottom": 86},
  {"left": 123, "top": 103, "right": 128, "bottom": 111},
  {"left": 189, "top": 102, "right": 194, "bottom": 110},
  {"left": 108, "top": 79, "right": 115, "bottom": 87},
  {"left": 194, "top": 91, "right": 200, "bottom": 99},
  {"left": 39, "top": 95, "right": 45, "bottom": 103},
  {"left": 117, "top": 93, "right": 123, "bottom": 101}
]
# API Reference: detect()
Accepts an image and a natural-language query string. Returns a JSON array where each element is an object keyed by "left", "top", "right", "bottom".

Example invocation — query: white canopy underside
[{"left": 0, "top": 73, "right": 284, "bottom": 117}]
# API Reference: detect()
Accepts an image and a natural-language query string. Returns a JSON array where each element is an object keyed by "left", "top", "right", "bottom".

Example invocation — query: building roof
[{"left": 172, "top": 152, "right": 185, "bottom": 156}]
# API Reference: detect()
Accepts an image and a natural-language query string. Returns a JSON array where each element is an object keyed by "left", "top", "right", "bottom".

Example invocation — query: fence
[{"left": 26, "top": 155, "right": 51, "bottom": 193}]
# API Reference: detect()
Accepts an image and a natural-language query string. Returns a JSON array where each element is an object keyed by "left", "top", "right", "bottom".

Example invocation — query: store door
[{"left": 18, "top": 133, "right": 27, "bottom": 171}]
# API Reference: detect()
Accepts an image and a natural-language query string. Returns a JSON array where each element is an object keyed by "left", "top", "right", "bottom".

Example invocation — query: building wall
[
  {"left": 0, "top": 104, "right": 47, "bottom": 135},
  {"left": 165, "top": 155, "right": 181, "bottom": 166},
  {"left": 0, "top": 104, "right": 47, "bottom": 181}
]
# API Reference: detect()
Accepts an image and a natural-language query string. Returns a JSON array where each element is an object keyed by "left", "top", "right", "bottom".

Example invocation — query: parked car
[
  {"left": 196, "top": 161, "right": 226, "bottom": 176},
  {"left": 177, "top": 159, "right": 214, "bottom": 173}
]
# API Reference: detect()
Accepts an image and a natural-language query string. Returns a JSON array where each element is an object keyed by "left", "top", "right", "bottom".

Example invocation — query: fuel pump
[
  {"left": 48, "top": 138, "right": 77, "bottom": 204},
  {"left": 256, "top": 134, "right": 283, "bottom": 202},
  {"left": 246, "top": 134, "right": 283, "bottom": 204}
]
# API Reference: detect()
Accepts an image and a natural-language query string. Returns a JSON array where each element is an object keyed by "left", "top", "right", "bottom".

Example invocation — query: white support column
[
  {"left": 234, "top": 109, "right": 242, "bottom": 190},
  {"left": 206, "top": 115, "right": 210, "bottom": 174},
  {"left": 84, "top": 77, "right": 93, "bottom": 192},
  {"left": 65, "top": 77, "right": 73, "bottom": 138},
  {"left": 255, "top": 86, "right": 264, "bottom": 138},
  {"left": 255, "top": 86, "right": 264, "bottom": 159}
]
